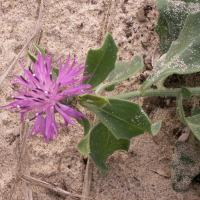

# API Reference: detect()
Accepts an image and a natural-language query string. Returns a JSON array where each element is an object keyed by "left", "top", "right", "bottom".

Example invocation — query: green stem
[
  {"left": 177, "top": 94, "right": 187, "bottom": 125},
  {"left": 105, "top": 87, "right": 200, "bottom": 100}
]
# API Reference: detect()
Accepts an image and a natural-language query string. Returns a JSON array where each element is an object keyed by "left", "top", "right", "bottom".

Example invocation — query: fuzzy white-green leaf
[
  {"left": 96, "top": 55, "right": 144, "bottom": 94},
  {"left": 141, "top": 11, "right": 200, "bottom": 94}
]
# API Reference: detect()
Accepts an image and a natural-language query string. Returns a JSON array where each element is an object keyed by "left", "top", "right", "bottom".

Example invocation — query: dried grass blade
[{"left": 21, "top": 174, "right": 92, "bottom": 199}]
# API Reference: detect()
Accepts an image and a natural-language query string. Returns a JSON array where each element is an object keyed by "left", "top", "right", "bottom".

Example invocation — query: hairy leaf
[
  {"left": 141, "top": 11, "right": 200, "bottom": 94},
  {"left": 155, "top": 0, "right": 200, "bottom": 54},
  {"left": 177, "top": 88, "right": 200, "bottom": 141},
  {"left": 95, "top": 55, "right": 144, "bottom": 94}
]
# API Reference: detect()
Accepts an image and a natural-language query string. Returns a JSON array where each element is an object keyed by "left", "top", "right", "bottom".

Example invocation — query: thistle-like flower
[{"left": 4, "top": 53, "right": 92, "bottom": 143}]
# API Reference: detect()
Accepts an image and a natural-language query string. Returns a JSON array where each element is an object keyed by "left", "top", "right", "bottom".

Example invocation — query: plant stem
[{"left": 105, "top": 87, "right": 200, "bottom": 100}]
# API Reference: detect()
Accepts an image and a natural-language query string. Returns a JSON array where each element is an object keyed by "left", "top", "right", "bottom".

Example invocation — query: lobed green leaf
[
  {"left": 90, "top": 122, "right": 130, "bottom": 171},
  {"left": 80, "top": 99, "right": 161, "bottom": 140},
  {"left": 83, "top": 33, "right": 119, "bottom": 89}
]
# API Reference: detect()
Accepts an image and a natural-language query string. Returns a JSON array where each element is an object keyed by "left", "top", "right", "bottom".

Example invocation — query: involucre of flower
[{"left": 4, "top": 53, "right": 93, "bottom": 143}]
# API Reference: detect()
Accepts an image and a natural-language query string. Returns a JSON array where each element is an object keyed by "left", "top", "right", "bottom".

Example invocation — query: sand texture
[{"left": 0, "top": 0, "right": 200, "bottom": 199}]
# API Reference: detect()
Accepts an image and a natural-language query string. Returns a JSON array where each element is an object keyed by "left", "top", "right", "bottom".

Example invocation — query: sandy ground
[{"left": 0, "top": 0, "right": 200, "bottom": 199}]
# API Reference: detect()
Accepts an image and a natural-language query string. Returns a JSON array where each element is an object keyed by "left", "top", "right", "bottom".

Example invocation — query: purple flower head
[{"left": 4, "top": 53, "right": 93, "bottom": 143}]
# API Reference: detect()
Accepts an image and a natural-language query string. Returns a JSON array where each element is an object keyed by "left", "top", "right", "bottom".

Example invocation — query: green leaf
[
  {"left": 151, "top": 120, "right": 163, "bottom": 136},
  {"left": 95, "top": 55, "right": 144, "bottom": 94},
  {"left": 181, "top": 87, "right": 192, "bottom": 100},
  {"left": 83, "top": 33, "right": 119, "bottom": 89},
  {"left": 90, "top": 122, "right": 130, "bottom": 171},
  {"left": 52, "top": 67, "right": 59, "bottom": 80},
  {"left": 155, "top": 0, "right": 200, "bottom": 54},
  {"left": 27, "top": 45, "right": 59, "bottom": 80},
  {"left": 51, "top": 69, "right": 58, "bottom": 80},
  {"left": 140, "top": 11, "right": 200, "bottom": 94},
  {"left": 79, "top": 94, "right": 110, "bottom": 108},
  {"left": 104, "top": 85, "right": 115, "bottom": 92},
  {"left": 51, "top": 60, "right": 60, "bottom": 80},
  {"left": 77, "top": 115, "right": 91, "bottom": 136},
  {"left": 98, "top": 171, "right": 107, "bottom": 177},
  {"left": 80, "top": 99, "right": 161, "bottom": 139},
  {"left": 33, "top": 43, "right": 46, "bottom": 59},
  {"left": 27, "top": 50, "right": 37, "bottom": 63},
  {"left": 108, "top": 55, "right": 144, "bottom": 83},
  {"left": 154, "top": 13, "right": 173, "bottom": 55},
  {"left": 191, "top": 108, "right": 200, "bottom": 116},
  {"left": 77, "top": 133, "right": 90, "bottom": 158},
  {"left": 186, "top": 115, "right": 200, "bottom": 141},
  {"left": 77, "top": 115, "right": 91, "bottom": 158},
  {"left": 177, "top": 90, "right": 200, "bottom": 141}
]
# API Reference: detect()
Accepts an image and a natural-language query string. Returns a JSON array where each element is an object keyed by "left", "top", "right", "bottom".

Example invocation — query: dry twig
[
  {"left": 0, "top": 28, "right": 41, "bottom": 87},
  {"left": 21, "top": 174, "right": 92, "bottom": 199},
  {"left": 81, "top": 156, "right": 93, "bottom": 200},
  {"left": 20, "top": 1, "right": 44, "bottom": 199}
]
